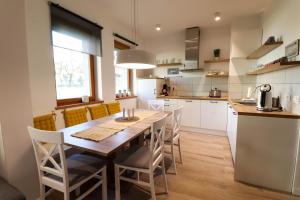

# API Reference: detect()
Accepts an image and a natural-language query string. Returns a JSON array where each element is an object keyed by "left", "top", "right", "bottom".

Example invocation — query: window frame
[
  {"left": 114, "top": 40, "right": 132, "bottom": 92},
  {"left": 55, "top": 54, "right": 96, "bottom": 107}
]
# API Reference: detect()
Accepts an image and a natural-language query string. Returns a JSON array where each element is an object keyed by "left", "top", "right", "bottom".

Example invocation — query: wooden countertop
[
  {"left": 157, "top": 95, "right": 228, "bottom": 101},
  {"left": 228, "top": 99, "right": 300, "bottom": 119}
]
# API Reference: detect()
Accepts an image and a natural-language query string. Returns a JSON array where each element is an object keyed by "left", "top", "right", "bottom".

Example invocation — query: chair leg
[
  {"left": 162, "top": 159, "right": 169, "bottom": 194},
  {"left": 171, "top": 144, "right": 177, "bottom": 174},
  {"left": 102, "top": 166, "right": 107, "bottom": 200},
  {"left": 64, "top": 191, "right": 70, "bottom": 200},
  {"left": 178, "top": 137, "right": 183, "bottom": 164},
  {"left": 40, "top": 184, "right": 45, "bottom": 200},
  {"left": 149, "top": 172, "right": 156, "bottom": 200},
  {"left": 115, "top": 165, "right": 121, "bottom": 200}
]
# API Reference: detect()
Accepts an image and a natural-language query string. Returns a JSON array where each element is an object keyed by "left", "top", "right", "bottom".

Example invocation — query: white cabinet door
[
  {"left": 200, "top": 100, "right": 228, "bottom": 131},
  {"left": 227, "top": 103, "right": 238, "bottom": 163},
  {"left": 178, "top": 99, "right": 201, "bottom": 128}
]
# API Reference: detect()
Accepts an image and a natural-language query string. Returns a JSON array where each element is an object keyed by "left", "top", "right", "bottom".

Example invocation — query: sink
[{"left": 235, "top": 99, "right": 257, "bottom": 106}]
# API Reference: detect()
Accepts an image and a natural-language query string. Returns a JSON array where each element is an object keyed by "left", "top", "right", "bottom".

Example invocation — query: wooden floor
[{"left": 48, "top": 131, "right": 300, "bottom": 200}]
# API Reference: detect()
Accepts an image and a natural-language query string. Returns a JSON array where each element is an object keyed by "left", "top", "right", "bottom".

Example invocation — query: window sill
[
  {"left": 115, "top": 96, "right": 137, "bottom": 100},
  {"left": 55, "top": 100, "right": 104, "bottom": 110}
]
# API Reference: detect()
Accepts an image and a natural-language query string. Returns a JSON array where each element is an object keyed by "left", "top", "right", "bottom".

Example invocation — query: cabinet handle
[
  {"left": 186, "top": 100, "right": 193, "bottom": 102},
  {"left": 164, "top": 99, "right": 170, "bottom": 101},
  {"left": 233, "top": 112, "right": 237, "bottom": 115},
  {"left": 210, "top": 101, "right": 218, "bottom": 103},
  {"left": 153, "top": 89, "right": 156, "bottom": 94},
  {"left": 164, "top": 105, "right": 170, "bottom": 107},
  {"left": 229, "top": 106, "right": 232, "bottom": 108}
]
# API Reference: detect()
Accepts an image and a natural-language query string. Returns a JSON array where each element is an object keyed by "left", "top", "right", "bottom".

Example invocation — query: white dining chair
[
  {"left": 164, "top": 106, "right": 183, "bottom": 174},
  {"left": 148, "top": 100, "right": 165, "bottom": 111},
  {"left": 114, "top": 117, "right": 168, "bottom": 200},
  {"left": 28, "top": 127, "right": 107, "bottom": 200}
]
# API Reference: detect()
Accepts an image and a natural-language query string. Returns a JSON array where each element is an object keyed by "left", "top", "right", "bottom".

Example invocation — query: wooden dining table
[{"left": 60, "top": 109, "right": 171, "bottom": 188}]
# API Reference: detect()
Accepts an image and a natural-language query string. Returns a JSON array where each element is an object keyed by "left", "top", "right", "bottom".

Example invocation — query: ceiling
[{"left": 100, "top": 0, "right": 273, "bottom": 39}]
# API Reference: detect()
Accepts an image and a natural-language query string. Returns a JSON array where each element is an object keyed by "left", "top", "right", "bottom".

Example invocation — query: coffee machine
[{"left": 257, "top": 84, "right": 272, "bottom": 111}]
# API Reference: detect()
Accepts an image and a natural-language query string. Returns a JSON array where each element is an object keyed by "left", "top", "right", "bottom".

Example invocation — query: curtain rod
[
  {"left": 113, "top": 33, "right": 138, "bottom": 46},
  {"left": 48, "top": 1, "right": 103, "bottom": 30}
]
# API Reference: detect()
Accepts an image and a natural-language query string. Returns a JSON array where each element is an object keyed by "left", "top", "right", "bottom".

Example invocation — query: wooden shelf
[
  {"left": 206, "top": 74, "right": 229, "bottom": 78},
  {"left": 157, "top": 63, "right": 183, "bottom": 67},
  {"left": 204, "top": 59, "right": 230, "bottom": 64},
  {"left": 247, "top": 61, "right": 300, "bottom": 75},
  {"left": 247, "top": 42, "right": 283, "bottom": 59},
  {"left": 180, "top": 68, "right": 204, "bottom": 72}
]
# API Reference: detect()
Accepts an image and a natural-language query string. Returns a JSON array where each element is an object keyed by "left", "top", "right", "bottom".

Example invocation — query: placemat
[{"left": 71, "top": 110, "right": 158, "bottom": 142}]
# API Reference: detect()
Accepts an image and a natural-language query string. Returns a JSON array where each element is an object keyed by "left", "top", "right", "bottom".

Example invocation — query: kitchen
[{"left": 2, "top": 0, "right": 300, "bottom": 200}]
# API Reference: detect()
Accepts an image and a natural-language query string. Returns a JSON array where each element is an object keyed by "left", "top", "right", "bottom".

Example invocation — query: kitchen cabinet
[
  {"left": 200, "top": 100, "right": 227, "bottom": 131},
  {"left": 162, "top": 98, "right": 178, "bottom": 111},
  {"left": 177, "top": 99, "right": 201, "bottom": 128},
  {"left": 227, "top": 103, "right": 238, "bottom": 163}
]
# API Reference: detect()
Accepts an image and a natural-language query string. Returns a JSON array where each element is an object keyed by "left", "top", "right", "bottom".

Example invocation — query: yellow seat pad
[
  {"left": 106, "top": 102, "right": 121, "bottom": 115},
  {"left": 63, "top": 108, "right": 88, "bottom": 127},
  {"left": 33, "top": 114, "right": 56, "bottom": 131},
  {"left": 88, "top": 104, "right": 109, "bottom": 120}
]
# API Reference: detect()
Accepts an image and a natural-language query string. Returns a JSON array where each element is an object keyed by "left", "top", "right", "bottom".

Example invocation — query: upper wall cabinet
[{"left": 230, "top": 29, "right": 262, "bottom": 59}]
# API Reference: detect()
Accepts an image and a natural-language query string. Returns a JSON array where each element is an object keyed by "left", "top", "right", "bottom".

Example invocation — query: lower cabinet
[
  {"left": 227, "top": 103, "right": 238, "bottom": 162},
  {"left": 200, "top": 100, "right": 228, "bottom": 131},
  {"left": 177, "top": 99, "right": 201, "bottom": 128}
]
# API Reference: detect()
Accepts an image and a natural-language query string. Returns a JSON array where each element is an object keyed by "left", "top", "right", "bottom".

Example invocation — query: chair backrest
[
  {"left": 149, "top": 117, "right": 166, "bottom": 168},
  {"left": 62, "top": 108, "right": 88, "bottom": 127},
  {"left": 106, "top": 102, "right": 121, "bottom": 115},
  {"left": 33, "top": 112, "right": 56, "bottom": 131},
  {"left": 88, "top": 104, "right": 109, "bottom": 120},
  {"left": 172, "top": 106, "right": 183, "bottom": 137},
  {"left": 28, "top": 127, "right": 69, "bottom": 188},
  {"left": 148, "top": 100, "right": 164, "bottom": 111}
]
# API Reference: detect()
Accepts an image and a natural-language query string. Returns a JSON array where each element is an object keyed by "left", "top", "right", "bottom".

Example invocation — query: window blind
[{"left": 50, "top": 3, "right": 102, "bottom": 57}]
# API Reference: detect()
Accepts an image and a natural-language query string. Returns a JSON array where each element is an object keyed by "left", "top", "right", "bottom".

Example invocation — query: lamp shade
[{"left": 115, "top": 49, "right": 156, "bottom": 69}]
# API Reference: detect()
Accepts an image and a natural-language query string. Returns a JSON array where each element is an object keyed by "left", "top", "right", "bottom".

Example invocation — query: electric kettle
[{"left": 257, "top": 84, "right": 272, "bottom": 111}]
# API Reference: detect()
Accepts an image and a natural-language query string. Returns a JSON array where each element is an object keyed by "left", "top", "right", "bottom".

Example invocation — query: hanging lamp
[{"left": 115, "top": 0, "right": 156, "bottom": 69}]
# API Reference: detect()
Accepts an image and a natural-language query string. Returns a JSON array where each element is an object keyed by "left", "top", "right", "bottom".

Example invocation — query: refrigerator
[{"left": 137, "top": 78, "right": 163, "bottom": 109}]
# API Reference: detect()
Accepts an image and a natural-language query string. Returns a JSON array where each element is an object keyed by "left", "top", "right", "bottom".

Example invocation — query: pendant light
[{"left": 115, "top": 0, "right": 156, "bottom": 69}]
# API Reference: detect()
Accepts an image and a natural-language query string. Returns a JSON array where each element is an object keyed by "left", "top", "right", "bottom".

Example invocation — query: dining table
[{"left": 60, "top": 109, "right": 171, "bottom": 188}]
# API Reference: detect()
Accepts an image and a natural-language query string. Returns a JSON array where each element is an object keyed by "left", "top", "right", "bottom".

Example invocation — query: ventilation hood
[{"left": 180, "top": 27, "right": 203, "bottom": 72}]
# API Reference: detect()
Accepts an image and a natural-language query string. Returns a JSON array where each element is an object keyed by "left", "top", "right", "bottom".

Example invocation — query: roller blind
[{"left": 50, "top": 3, "right": 102, "bottom": 57}]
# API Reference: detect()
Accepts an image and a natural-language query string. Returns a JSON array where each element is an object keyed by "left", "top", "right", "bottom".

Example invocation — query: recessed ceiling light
[
  {"left": 214, "top": 12, "right": 221, "bottom": 21},
  {"left": 155, "top": 24, "right": 161, "bottom": 31}
]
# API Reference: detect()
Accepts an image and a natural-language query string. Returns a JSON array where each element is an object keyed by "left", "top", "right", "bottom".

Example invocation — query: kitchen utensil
[
  {"left": 209, "top": 88, "right": 221, "bottom": 98},
  {"left": 272, "top": 96, "right": 281, "bottom": 108},
  {"left": 257, "top": 84, "right": 272, "bottom": 111}
]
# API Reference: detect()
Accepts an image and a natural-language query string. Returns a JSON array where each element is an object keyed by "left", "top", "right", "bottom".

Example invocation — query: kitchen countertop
[
  {"left": 157, "top": 95, "right": 228, "bottom": 101},
  {"left": 228, "top": 99, "right": 300, "bottom": 119}
]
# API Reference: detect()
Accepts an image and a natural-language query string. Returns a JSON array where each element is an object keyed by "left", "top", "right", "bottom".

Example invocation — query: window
[
  {"left": 50, "top": 3, "right": 102, "bottom": 106},
  {"left": 114, "top": 41, "right": 132, "bottom": 94}
]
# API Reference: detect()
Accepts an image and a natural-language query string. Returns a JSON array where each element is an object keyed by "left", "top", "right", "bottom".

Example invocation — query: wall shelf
[
  {"left": 247, "top": 61, "right": 300, "bottom": 75},
  {"left": 180, "top": 68, "right": 204, "bottom": 72},
  {"left": 157, "top": 63, "right": 183, "bottom": 67},
  {"left": 204, "top": 59, "right": 230, "bottom": 63},
  {"left": 206, "top": 74, "right": 229, "bottom": 78},
  {"left": 247, "top": 41, "right": 283, "bottom": 59}
]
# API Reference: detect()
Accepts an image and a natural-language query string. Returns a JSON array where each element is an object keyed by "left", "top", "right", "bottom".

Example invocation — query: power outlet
[{"left": 293, "top": 96, "right": 300, "bottom": 104}]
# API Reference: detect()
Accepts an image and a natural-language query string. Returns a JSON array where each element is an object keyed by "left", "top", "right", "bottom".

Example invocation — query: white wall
[
  {"left": 256, "top": 0, "right": 300, "bottom": 195},
  {"left": 228, "top": 16, "right": 261, "bottom": 99},
  {"left": 257, "top": 0, "right": 300, "bottom": 114},
  {"left": 143, "top": 27, "right": 231, "bottom": 96},
  {"left": 25, "top": 0, "right": 142, "bottom": 129},
  {"left": 0, "top": 0, "right": 39, "bottom": 199}
]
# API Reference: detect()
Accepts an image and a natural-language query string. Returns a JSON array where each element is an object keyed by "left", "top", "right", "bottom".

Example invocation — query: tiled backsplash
[
  {"left": 169, "top": 76, "right": 228, "bottom": 97},
  {"left": 256, "top": 67, "right": 300, "bottom": 114}
]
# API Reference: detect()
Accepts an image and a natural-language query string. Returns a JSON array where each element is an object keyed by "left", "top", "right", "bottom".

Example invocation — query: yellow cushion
[
  {"left": 88, "top": 104, "right": 108, "bottom": 120},
  {"left": 33, "top": 114, "right": 56, "bottom": 131},
  {"left": 63, "top": 108, "right": 88, "bottom": 127},
  {"left": 106, "top": 102, "right": 121, "bottom": 115}
]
